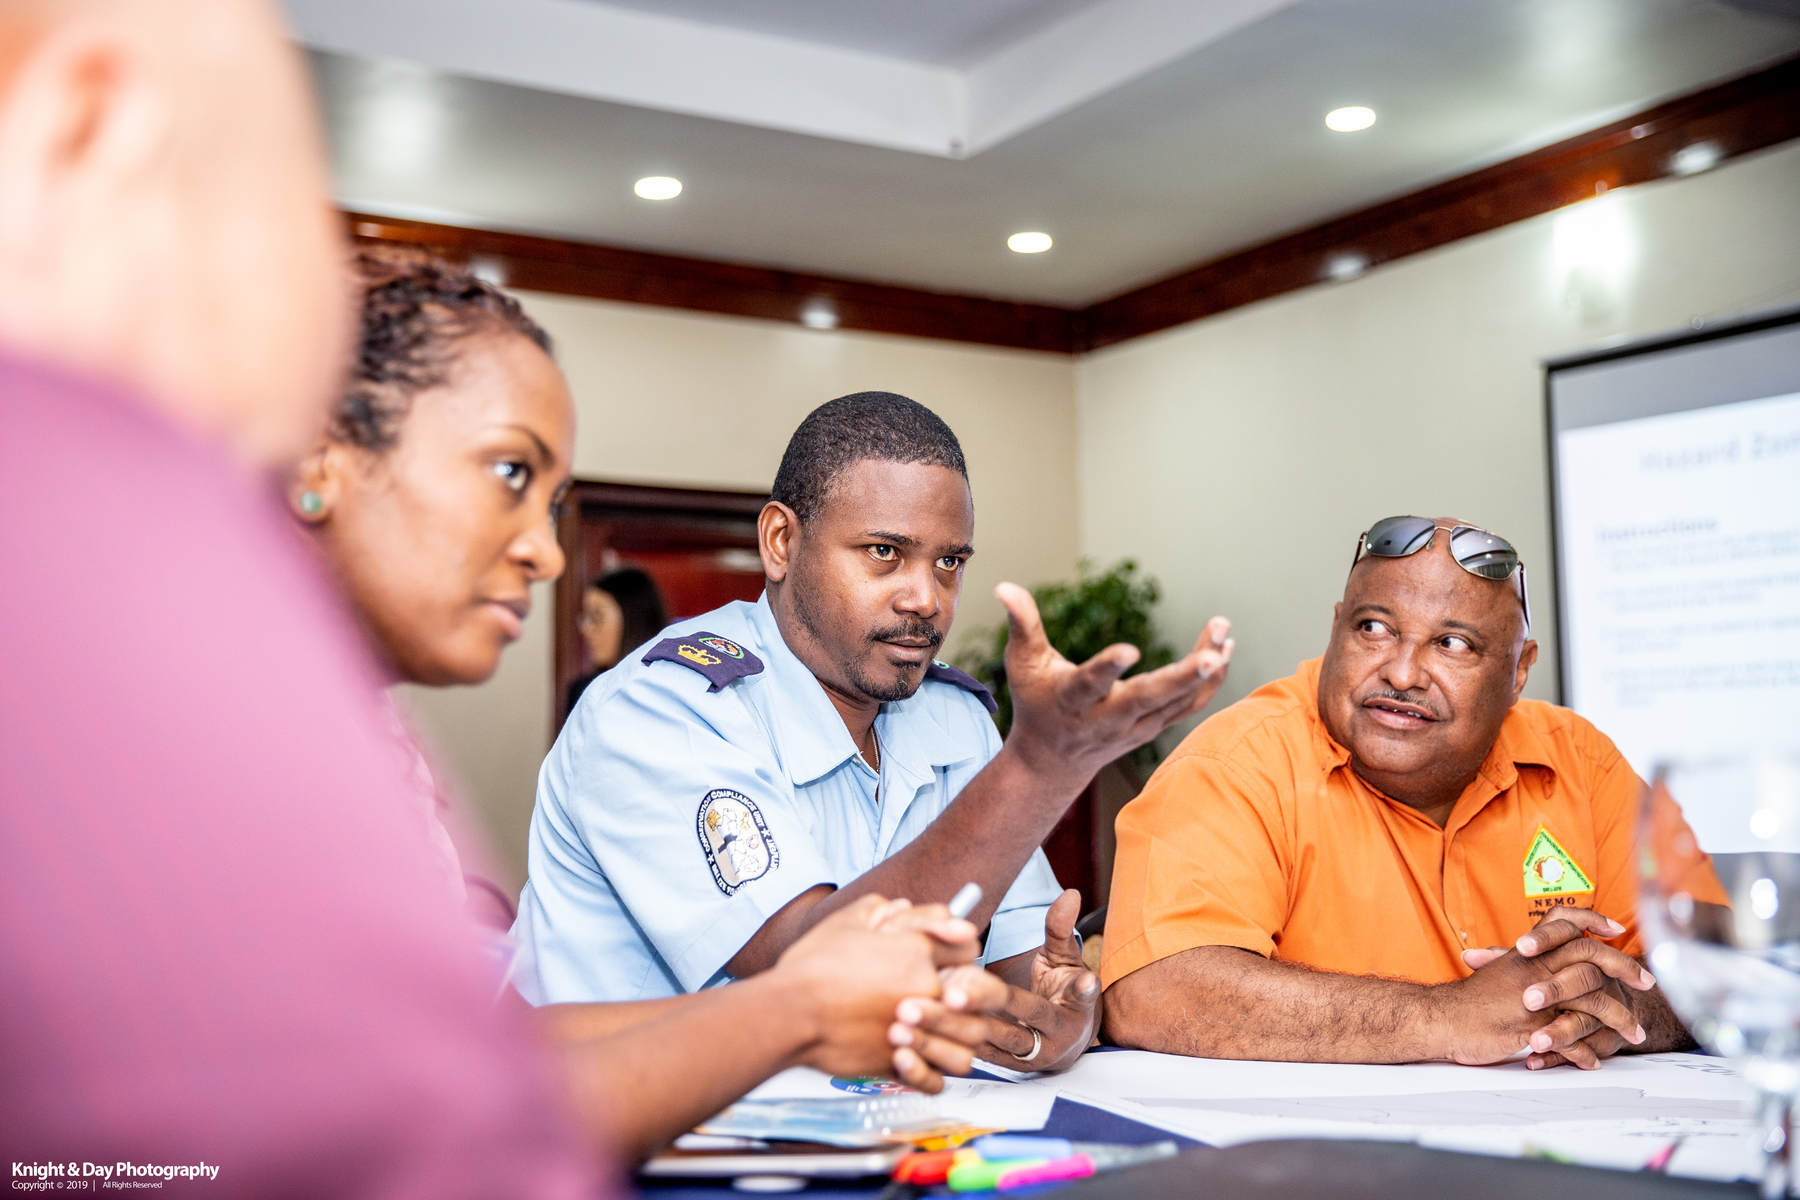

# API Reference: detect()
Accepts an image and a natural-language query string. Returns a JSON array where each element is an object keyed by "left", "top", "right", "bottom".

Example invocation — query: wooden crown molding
[
  {"left": 347, "top": 51, "right": 1800, "bottom": 355},
  {"left": 344, "top": 214, "right": 1077, "bottom": 353},
  {"left": 1077, "top": 50, "right": 1800, "bottom": 350}
]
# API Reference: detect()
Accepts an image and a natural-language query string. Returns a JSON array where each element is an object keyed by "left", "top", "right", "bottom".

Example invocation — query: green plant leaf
[{"left": 954, "top": 559, "right": 1177, "bottom": 772}]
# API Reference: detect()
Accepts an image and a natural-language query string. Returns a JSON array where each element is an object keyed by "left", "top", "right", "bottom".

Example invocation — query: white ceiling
[
  {"left": 296, "top": 0, "right": 1800, "bottom": 307},
  {"left": 292, "top": 0, "right": 1303, "bottom": 157},
  {"left": 587, "top": 0, "right": 1108, "bottom": 67}
]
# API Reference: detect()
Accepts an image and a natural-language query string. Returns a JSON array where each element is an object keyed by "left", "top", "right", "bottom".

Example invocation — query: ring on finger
[{"left": 1014, "top": 1024, "right": 1044, "bottom": 1063}]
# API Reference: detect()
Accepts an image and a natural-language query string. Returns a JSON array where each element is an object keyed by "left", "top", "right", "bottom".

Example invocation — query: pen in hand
[{"left": 948, "top": 882, "right": 983, "bottom": 921}]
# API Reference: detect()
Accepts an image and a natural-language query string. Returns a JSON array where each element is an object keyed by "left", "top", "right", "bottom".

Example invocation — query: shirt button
[{"left": 1460, "top": 930, "right": 1468, "bottom": 941}]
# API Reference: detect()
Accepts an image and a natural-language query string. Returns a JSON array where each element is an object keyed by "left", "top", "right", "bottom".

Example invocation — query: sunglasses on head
[{"left": 1351, "top": 516, "right": 1531, "bottom": 633}]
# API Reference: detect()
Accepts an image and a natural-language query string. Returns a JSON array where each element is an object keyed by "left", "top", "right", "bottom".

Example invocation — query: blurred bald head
[{"left": 0, "top": 0, "right": 348, "bottom": 466}]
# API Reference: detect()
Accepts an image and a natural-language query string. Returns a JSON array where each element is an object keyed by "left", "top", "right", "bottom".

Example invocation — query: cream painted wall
[
  {"left": 402, "top": 303, "right": 1079, "bottom": 886},
  {"left": 1076, "top": 139, "right": 1800, "bottom": 738},
  {"left": 400, "top": 137, "right": 1800, "bottom": 888}
]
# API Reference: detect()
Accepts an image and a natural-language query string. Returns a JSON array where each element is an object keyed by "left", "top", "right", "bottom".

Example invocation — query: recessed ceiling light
[
  {"left": 1326, "top": 106, "right": 1376, "bottom": 133},
  {"left": 634, "top": 176, "right": 682, "bottom": 200},
  {"left": 799, "top": 298, "right": 838, "bottom": 330},
  {"left": 1671, "top": 141, "right": 1722, "bottom": 176},
  {"left": 469, "top": 256, "right": 509, "bottom": 287},
  {"left": 1008, "top": 231, "right": 1052, "bottom": 254}
]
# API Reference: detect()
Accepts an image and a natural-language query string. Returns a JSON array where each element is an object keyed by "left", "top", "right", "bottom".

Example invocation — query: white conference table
[{"left": 639, "top": 1047, "right": 1766, "bottom": 1198}]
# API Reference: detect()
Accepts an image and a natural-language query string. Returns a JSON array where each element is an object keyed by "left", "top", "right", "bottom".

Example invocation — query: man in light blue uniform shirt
[
  {"left": 517, "top": 593, "right": 1053, "bottom": 996},
  {"left": 515, "top": 392, "right": 1234, "bottom": 1071}
]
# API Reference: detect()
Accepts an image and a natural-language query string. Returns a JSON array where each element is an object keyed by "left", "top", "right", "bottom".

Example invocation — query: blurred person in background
[
  {"left": 291, "top": 246, "right": 1012, "bottom": 1161},
  {"left": 0, "top": 0, "right": 985, "bottom": 1189},
  {"left": 568, "top": 567, "right": 669, "bottom": 714}
]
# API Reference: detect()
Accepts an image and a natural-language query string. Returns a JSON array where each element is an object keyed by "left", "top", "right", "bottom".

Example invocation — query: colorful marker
[
  {"left": 973, "top": 1136, "right": 1180, "bottom": 1167},
  {"left": 1643, "top": 1137, "right": 1684, "bottom": 1173},
  {"left": 994, "top": 1142, "right": 1179, "bottom": 1191},
  {"left": 972, "top": 1135, "right": 1070, "bottom": 1159},
  {"left": 997, "top": 1156, "right": 1096, "bottom": 1189},
  {"left": 948, "top": 1157, "right": 1044, "bottom": 1192},
  {"left": 891, "top": 1149, "right": 958, "bottom": 1186}
]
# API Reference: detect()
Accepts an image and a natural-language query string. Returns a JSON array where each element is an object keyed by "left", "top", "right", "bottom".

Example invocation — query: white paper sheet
[
  {"left": 731, "top": 1054, "right": 1763, "bottom": 1180},
  {"left": 1028, "top": 1051, "right": 1762, "bottom": 1181}
]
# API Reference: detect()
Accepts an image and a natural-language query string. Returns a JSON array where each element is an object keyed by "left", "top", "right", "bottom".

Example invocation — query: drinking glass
[{"left": 1639, "top": 754, "right": 1800, "bottom": 1198}]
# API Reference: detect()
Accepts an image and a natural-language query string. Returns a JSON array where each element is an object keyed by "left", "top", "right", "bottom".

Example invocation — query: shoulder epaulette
[
  {"left": 924, "top": 660, "right": 998, "bottom": 714},
  {"left": 642, "top": 632, "right": 765, "bottom": 692}
]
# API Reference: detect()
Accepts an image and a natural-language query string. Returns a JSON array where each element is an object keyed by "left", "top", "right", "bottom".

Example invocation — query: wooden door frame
[{"left": 554, "top": 480, "right": 769, "bottom": 732}]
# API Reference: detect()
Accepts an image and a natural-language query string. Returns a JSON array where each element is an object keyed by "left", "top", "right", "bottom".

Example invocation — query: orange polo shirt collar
[{"left": 1305, "top": 658, "right": 1549, "bottom": 844}]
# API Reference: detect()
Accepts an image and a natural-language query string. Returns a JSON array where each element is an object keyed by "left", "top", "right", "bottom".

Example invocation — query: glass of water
[{"left": 1640, "top": 754, "right": 1800, "bottom": 1198}]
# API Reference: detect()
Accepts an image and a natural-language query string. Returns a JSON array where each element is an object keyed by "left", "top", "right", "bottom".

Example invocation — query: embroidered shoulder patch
[
  {"left": 643, "top": 632, "right": 765, "bottom": 691},
  {"left": 697, "top": 789, "right": 779, "bottom": 896},
  {"left": 924, "top": 660, "right": 999, "bottom": 714},
  {"left": 1523, "top": 825, "right": 1595, "bottom": 898}
]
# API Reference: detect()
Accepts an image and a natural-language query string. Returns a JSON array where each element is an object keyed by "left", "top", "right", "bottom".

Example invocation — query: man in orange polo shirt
[{"left": 1103, "top": 516, "right": 1726, "bottom": 1071}]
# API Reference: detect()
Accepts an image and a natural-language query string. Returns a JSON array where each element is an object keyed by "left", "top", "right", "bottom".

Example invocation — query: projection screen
[{"left": 1546, "top": 308, "right": 1800, "bottom": 779}]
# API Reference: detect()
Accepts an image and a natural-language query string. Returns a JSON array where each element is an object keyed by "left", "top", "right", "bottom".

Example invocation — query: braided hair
[{"left": 333, "top": 245, "right": 552, "bottom": 451}]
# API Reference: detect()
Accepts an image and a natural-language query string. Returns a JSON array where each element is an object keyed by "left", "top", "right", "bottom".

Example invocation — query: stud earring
[{"left": 299, "top": 490, "right": 324, "bottom": 516}]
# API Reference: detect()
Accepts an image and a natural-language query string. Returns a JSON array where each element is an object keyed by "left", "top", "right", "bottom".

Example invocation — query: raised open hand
[
  {"left": 997, "top": 582, "right": 1232, "bottom": 787},
  {"left": 976, "top": 889, "right": 1100, "bottom": 1073}
]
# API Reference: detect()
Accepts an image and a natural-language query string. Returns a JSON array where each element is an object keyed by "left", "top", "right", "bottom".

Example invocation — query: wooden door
[{"left": 554, "top": 481, "right": 769, "bottom": 731}]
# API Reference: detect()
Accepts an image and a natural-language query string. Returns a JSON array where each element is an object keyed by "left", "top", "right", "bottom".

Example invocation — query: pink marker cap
[{"left": 997, "top": 1154, "right": 1097, "bottom": 1190}]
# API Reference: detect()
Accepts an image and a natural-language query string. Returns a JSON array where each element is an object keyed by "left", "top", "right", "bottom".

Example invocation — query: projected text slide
[{"left": 1558, "top": 389, "right": 1800, "bottom": 779}]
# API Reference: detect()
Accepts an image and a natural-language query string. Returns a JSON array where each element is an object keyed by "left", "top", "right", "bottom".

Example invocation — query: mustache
[
  {"left": 868, "top": 620, "right": 943, "bottom": 649},
  {"left": 1360, "top": 688, "right": 1444, "bottom": 721}
]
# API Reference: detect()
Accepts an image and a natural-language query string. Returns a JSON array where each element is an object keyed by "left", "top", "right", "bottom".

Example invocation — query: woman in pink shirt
[{"left": 288, "top": 247, "right": 1007, "bottom": 1163}]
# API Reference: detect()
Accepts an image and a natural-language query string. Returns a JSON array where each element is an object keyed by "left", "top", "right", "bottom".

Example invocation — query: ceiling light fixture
[
  {"left": 799, "top": 298, "right": 838, "bottom": 330},
  {"left": 469, "top": 256, "right": 509, "bottom": 287},
  {"left": 1326, "top": 106, "right": 1376, "bottom": 133},
  {"left": 634, "top": 176, "right": 682, "bottom": 200},
  {"left": 1008, "top": 231, "right": 1052, "bottom": 254},
  {"left": 1671, "top": 142, "right": 1722, "bottom": 176},
  {"left": 1325, "top": 252, "right": 1368, "bottom": 282}
]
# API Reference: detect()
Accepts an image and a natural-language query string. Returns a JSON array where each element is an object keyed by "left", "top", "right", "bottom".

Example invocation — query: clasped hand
[
  {"left": 774, "top": 894, "right": 1009, "bottom": 1092},
  {"left": 1442, "top": 905, "right": 1656, "bottom": 1070}
]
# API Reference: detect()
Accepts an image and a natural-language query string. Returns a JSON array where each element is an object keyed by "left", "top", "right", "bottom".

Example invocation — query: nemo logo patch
[{"left": 1523, "top": 825, "right": 1595, "bottom": 898}]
